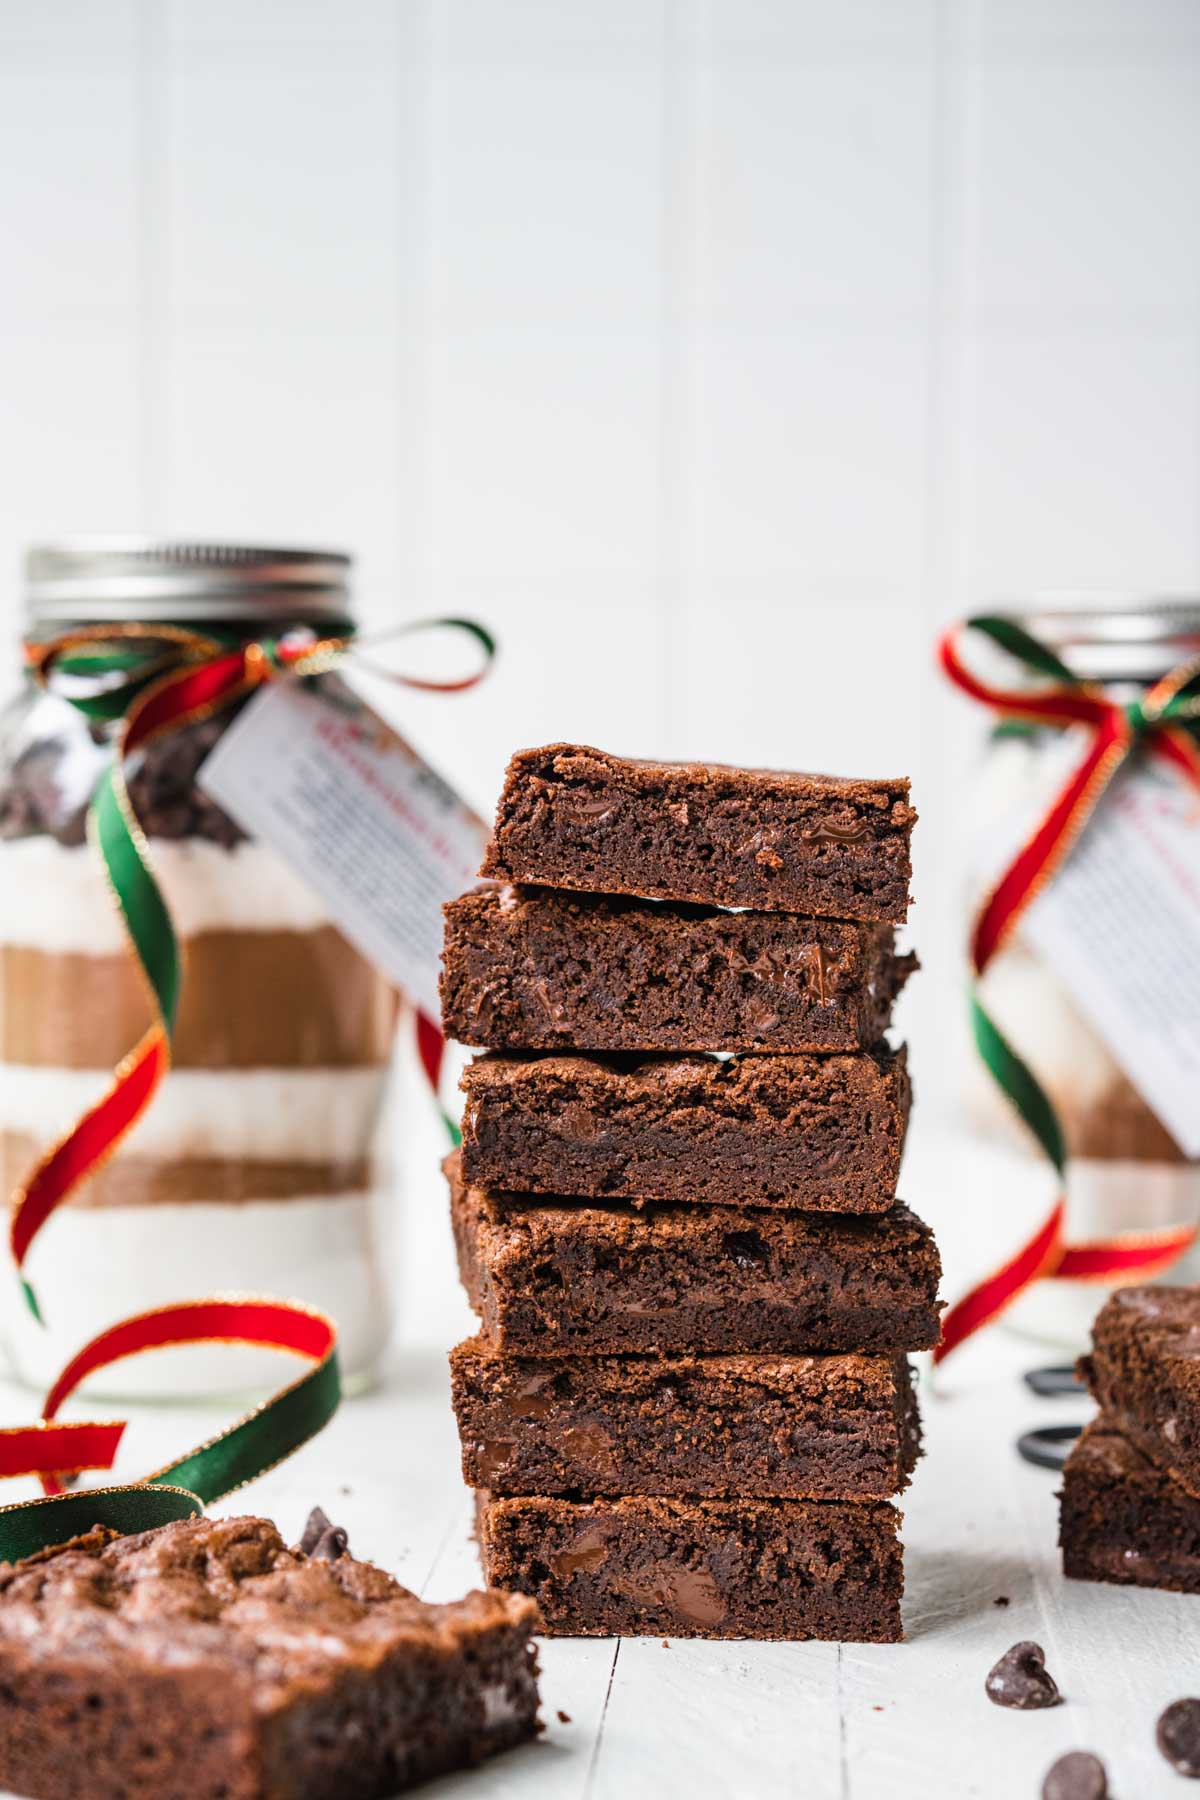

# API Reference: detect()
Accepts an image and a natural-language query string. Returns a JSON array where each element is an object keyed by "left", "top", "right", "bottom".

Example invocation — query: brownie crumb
[
  {"left": 993, "top": 1595, "right": 1010, "bottom": 1607},
  {"left": 556, "top": 1710, "right": 572, "bottom": 1724}
]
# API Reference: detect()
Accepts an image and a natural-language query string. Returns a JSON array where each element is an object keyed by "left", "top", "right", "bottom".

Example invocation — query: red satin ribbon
[
  {"left": 0, "top": 1298, "right": 338, "bottom": 1499},
  {"left": 935, "top": 622, "right": 1200, "bottom": 1361}
]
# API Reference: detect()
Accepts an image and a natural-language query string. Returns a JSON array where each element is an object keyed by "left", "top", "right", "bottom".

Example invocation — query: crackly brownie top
[
  {"left": 1092, "top": 1286, "right": 1200, "bottom": 1373},
  {"left": 448, "top": 1151, "right": 936, "bottom": 1262},
  {"left": 1066, "top": 1418, "right": 1174, "bottom": 1486},
  {"left": 462, "top": 1044, "right": 906, "bottom": 1105},
  {"left": 0, "top": 1515, "right": 536, "bottom": 1698},
  {"left": 455, "top": 1336, "right": 912, "bottom": 1405},
  {"left": 447, "top": 884, "right": 896, "bottom": 974},
  {"left": 497, "top": 744, "right": 914, "bottom": 818}
]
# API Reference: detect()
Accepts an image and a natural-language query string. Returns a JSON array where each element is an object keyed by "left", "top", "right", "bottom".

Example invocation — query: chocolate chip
[
  {"left": 984, "top": 1641, "right": 1062, "bottom": 1710},
  {"left": 993, "top": 1595, "right": 1010, "bottom": 1607},
  {"left": 1158, "top": 1697, "right": 1200, "bottom": 1777},
  {"left": 1042, "top": 1751, "right": 1107, "bottom": 1800},
  {"left": 300, "top": 1506, "right": 349, "bottom": 1562}
]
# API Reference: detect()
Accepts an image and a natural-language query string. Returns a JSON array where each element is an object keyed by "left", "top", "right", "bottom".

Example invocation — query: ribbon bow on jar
[{"left": 936, "top": 614, "right": 1200, "bottom": 1362}]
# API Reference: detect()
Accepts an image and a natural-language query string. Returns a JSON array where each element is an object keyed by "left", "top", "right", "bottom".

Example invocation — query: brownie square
[
  {"left": 450, "top": 1339, "right": 921, "bottom": 1502},
  {"left": 441, "top": 884, "right": 916, "bottom": 1054},
  {"left": 1060, "top": 1415, "right": 1200, "bottom": 1595},
  {"left": 476, "top": 1491, "right": 904, "bottom": 1642},
  {"left": 480, "top": 744, "right": 915, "bottom": 923},
  {"left": 1080, "top": 1286, "right": 1200, "bottom": 1498},
  {"left": 0, "top": 1514, "right": 540, "bottom": 1800},
  {"left": 447, "top": 1151, "right": 942, "bottom": 1357},
  {"left": 459, "top": 1044, "right": 911, "bottom": 1212}
]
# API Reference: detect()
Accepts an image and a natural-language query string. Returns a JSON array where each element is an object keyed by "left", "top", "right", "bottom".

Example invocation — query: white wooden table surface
[{"left": 0, "top": 1111, "right": 1194, "bottom": 1800}]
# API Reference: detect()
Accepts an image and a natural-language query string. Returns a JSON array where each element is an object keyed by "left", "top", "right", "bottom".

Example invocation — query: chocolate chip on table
[
  {"left": 1158, "top": 1697, "right": 1200, "bottom": 1777},
  {"left": 1041, "top": 1750, "right": 1107, "bottom": 1800},
  {"left": 985, "top": 1641, "right": 1062, "bottom": 1710},
  {"left": 299, "top": 1506, "right": 350, "bottom": 1562}
]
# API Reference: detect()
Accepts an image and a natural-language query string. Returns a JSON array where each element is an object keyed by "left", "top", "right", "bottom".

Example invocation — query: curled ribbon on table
[
  {"left": 0, "top": 1297, "right": 339, "bottom": 1561},
  {"left": 935, "top": 615, "right": 1200, "bottom": 1362},
  {"left": 12, "top": 616, "right": 495, "bottom": 1319}
]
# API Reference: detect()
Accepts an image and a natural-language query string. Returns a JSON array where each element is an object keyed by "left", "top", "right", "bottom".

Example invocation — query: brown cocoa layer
[
  {"left": 448, "top": 1152, "right": 942, "bottom": 1356},
  {"left": 441, "top": 884, "right": 915, "bottom": 1053},
  {"left": 1061, "top": 1415, "right": 1200, "bottom": 1595},
  {"left": 0, "top": 929, "right": 397, "bottom": 1070},
  {"left": 460, "top": 1045, "right": 910, "bottom": 1211},
  {"left": 476, "top": 1491, "right": 904, "bottom": 1641},
  {"left": 0, "top": 1134, "right": 370, "bottom": 1208},
  {"left": 450, "top": 1338, "right": 921, "bottom": 1501},
  {"left": 480, "top": 743, "right": 915, "bottom": 922},
  {"left": 1080, "top": 1286, "right": 1200, "bottom": 1499}
]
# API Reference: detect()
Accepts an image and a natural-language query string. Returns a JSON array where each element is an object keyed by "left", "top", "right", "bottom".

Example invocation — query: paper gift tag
[
  {"left": 198, "top": 676, "right": 486, "bottom": 1019},
  {"left": 1020, "top": 751, "right": 1200, "bottom": 1156},
  {"left": 975, "top": 730, "right": 1200, "bottom": 1157}
]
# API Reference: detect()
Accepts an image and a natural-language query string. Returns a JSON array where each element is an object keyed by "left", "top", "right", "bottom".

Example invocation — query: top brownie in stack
[{"left": 480, "top": 744, "right": 915, "bottom": 921}]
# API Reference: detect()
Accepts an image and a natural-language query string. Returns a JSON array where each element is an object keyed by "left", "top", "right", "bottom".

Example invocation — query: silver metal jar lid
[
  {"left": 999, "top": 595, "right": 1200, "bottom": 684},
  {"left": 25, "top": 539, "right": 354, "bottom": 627}
]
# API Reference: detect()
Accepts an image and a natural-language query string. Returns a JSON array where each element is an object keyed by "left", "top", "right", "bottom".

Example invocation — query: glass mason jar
[
  {"left": 0, "top": 542, "right": 399, "bottom": 1396},
  {"left": 965, "top": 599, "right": 1200, "bottom": 1345}
]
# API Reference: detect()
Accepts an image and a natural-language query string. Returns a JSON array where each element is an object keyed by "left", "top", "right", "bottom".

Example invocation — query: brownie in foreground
[
  {"left": 442, "top": 885, "right": 916, "bottom": 1054},
  {"left": 451, "top": 1340, "right": 921, "bottom": 1501},
  {"left": 0, "top": 1512, "right": 540, "bottom": 1800},
  {"left": 1060, "top": 1417, "right": 1200, "bottom": 1595},
  {"left": 476, "top": 1492, "right": 904, "bottom": 1642},
  {"left": 480, "top": 743, "right": 916, "bottom": 922},
  {"left": 1080, "top": 1286, "right": 1200, "bottom": 1499},
  {"left": 447, "top": 1151, "right": 942, "bottom": 1357},
  {"left": 459, "top": 1045, "right": 911, "bottom": 1212}
]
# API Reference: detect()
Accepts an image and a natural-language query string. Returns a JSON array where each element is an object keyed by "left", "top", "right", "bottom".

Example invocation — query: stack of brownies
[
  {"left": 1061, "top": 1285, "right": 1200, "bottom": 1595},
  {"left": 440, "top": 743, "right": 941, "bottom": 1642}
]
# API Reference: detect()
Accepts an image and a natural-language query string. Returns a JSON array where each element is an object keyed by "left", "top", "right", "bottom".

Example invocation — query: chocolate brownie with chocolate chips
[
  {"left": 480, "top": 743, "right": 916, "bottom": 923},
  {"left": 459, "top": 1044, "right": 911, "bottom": 1212},
  {"left": 1080, "top": 1286, "right": 1200, "bottom": 1498},
  {"left": 476, "top": 1491, "right": 904, "bottom": 1642},
  {"left": 441, "top": 884, "right": 916, "bottom": 1053},
  {"left": 1060, "top": 1415, "right": 1200, "bottom": 1595},
  {"left": 0, "top": 1511, "right": 541, "bottom": 1800},
  {"left": 450, "top": 1340, "right": 921, "bottom": 1501},
  {"left": 447, "top": 1151, "right": 942, "bottom": 1356}
]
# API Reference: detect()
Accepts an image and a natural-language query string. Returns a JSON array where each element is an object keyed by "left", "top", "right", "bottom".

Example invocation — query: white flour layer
[
  {"left": 6, "top": 1190, "right": 394, "bottom": 1395},
  {"left": 0, "top": 836, "right": 333, "bottom": 952},
  {"left": 0, "top": 1064, "right": 390, "bottom": 1163}
]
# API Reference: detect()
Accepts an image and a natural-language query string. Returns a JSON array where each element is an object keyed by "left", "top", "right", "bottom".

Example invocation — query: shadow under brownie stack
[{"left": 441, "top": 744, "right": 939, "bottom": 1642}]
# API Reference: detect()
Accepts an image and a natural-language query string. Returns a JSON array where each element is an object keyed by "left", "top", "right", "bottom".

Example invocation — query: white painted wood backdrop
[{"left": 3, "top": 0, "right": 1199, "bottom": 1089}]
